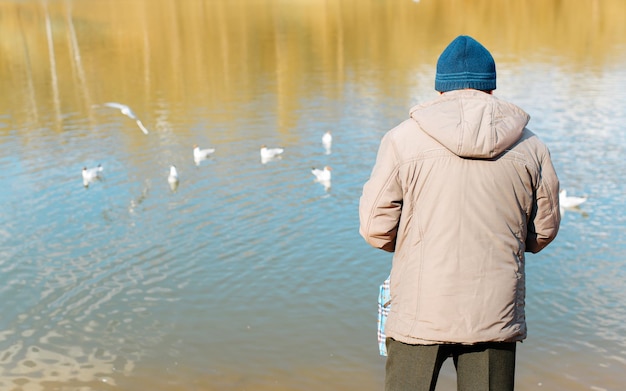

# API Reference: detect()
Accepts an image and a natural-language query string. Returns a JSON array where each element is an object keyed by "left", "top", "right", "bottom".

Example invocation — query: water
[{"left": 1, "top": 1, "right": 625, "bottom": 390}]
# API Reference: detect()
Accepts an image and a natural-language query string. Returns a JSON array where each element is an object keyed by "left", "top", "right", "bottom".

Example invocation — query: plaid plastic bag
[{"left": 377, "top": 276, "right": 391, "bottom": 356}]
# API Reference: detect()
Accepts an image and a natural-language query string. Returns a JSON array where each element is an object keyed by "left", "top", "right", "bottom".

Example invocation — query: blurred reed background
[{"left": 1, "top": 0, "right": 625, "bottom": 134}]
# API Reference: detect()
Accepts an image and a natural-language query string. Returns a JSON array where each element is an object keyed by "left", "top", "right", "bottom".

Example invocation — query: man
[{"left": 359, "top": 35, "right": 561, "bottom": 391}]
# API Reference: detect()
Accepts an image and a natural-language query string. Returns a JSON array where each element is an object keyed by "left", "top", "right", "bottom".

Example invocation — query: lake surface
[{"left": 1, "top": 1, "right": 625, "bottom": 390}]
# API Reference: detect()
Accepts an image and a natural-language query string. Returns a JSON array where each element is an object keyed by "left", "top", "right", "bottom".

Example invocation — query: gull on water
[
  {"left": 560, "top": 189, "right": 587, "bottom": 209},
  {"left": 168, "top": 165, "right": 179, "bottom": 191},
  {"left": 99, "top": 102, "right": 149, "bottom": 135},
  {"left": 311, "top": 166, "right": 331, "bottom": 182},
  {"left": 260, "top": 145, "right": 284, "bottom": 163},
  {"left": 312, "top": 166, "right": 332, "bottom": 191},
  {"left": 82, "top": 164, "right": 103, "bottom": 187},
  {"left": 193, "top": 144, "right": 216, "bottom": 165},
  {"left": 322, "top": 131, "right": 332, "bottom": 154}
]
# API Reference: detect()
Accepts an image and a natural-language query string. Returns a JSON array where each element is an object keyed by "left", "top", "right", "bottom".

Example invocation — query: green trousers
[{"left": 385, "top": 338, "right": 516, "bottom": 391}]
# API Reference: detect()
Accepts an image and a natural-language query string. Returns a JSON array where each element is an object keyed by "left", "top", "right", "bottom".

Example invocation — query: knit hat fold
[{"left": 435, "top": 35, "right": 496, "bottom": 92}]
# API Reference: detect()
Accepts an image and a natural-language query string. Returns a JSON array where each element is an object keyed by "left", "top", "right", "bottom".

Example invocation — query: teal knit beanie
[{"left": 435, "top": 35, "right": 496, "bottom": 92}]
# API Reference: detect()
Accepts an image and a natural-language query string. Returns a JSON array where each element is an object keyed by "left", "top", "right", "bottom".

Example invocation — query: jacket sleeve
[
  {"left": 359, "top": 131, "right": 403, "bottom": 252},
  {"left": 526, "top": 147, "right": 561, "bottom": 253}
]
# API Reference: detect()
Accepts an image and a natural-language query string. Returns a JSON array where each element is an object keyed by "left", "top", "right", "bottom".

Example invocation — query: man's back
[
  {"left": 360, "top": 34, "right": 561, "bottom": 391},
  {"left": 360, "top": 89, "right": 560, "bottom": 344}
]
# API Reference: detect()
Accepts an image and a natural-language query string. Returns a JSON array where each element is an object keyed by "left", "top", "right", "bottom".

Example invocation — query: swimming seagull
[
  {"left": 101, "top": 102, "right": 149, "bottom": 135},
  {"left": 322, "top": 131, "right": 332, "bottom": 154},
  {"left": 82, "top": 164, "right": 103, "bottom": 187},
  {"left": 260, "top": 145, "right": 284, "bottom": 163},
  {"left": 168, "top": 165, "right": 179, "bottom": 191},
  {"left": 559, "top": 189, "right": 587, "bottom": 209},
  {"left": 193, "top": 144, "right": 216, "bottom": 165},
  {"left": 311, "top": 166, "right": 332, "bottom": 182},
  {"left": 312, "top": 166, "right": 332, "bottom": 191}
]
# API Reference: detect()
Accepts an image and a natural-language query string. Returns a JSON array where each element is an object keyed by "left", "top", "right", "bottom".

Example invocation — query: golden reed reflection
[{"left": 1, "top": 0, "right": 625, "bottom": 136}]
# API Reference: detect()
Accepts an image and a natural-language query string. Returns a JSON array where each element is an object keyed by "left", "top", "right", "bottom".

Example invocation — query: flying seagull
[{"left": 100, "top": 102, "right": 149, "bottom": 135}]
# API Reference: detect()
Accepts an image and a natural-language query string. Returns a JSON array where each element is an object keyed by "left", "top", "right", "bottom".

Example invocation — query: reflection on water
[{"left": 1, "top": 0, "right": 626, "bottom": 390}]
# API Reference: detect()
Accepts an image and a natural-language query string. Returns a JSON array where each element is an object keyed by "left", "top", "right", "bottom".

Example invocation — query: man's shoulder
[
  {"left": 516, "top": 128, "right": 548, "bottom": 149},
  {"left": 383, "top": 117, "right": 421, "bottom": 142},
  {"left": 507, "top": 127, "right": 553, "bottom": 164}
]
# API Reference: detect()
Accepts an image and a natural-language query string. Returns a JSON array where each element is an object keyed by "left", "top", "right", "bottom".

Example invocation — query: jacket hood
[{"left": 410, "top": 90, "right": 530, "bottom": 159}]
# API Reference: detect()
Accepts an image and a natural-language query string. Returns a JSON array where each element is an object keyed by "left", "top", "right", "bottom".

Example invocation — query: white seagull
[
  {"left": 260, "top": 145, "right": 284, "bottom": 163},
  {"left": 193, "top": 144, "right": 216, "bottom": 165},
  {"left": 322, "top": 131, "right": 332, "bottom": 154},
  {"left": 101, "top": 102, "right": 149, "bottom": 135},
  {"left": 311, "top": 166, "right": 332, "bottom": 191},
  {"left": 311, "top": 166, "right": 332, "bottom": 182},
  {"left": 82, "top": 164, "right": 103, "bottom": 187},
  {"left": 168, "top": 165, "right": 179, "bottom": 191},
  {"left": 560, "top": 189, "right": 587, "bottom": 209}
]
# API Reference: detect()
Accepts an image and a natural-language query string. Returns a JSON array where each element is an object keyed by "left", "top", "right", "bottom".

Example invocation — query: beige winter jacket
[{"left": 360, "top": 90, "right": 560, "bottom": 345}]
